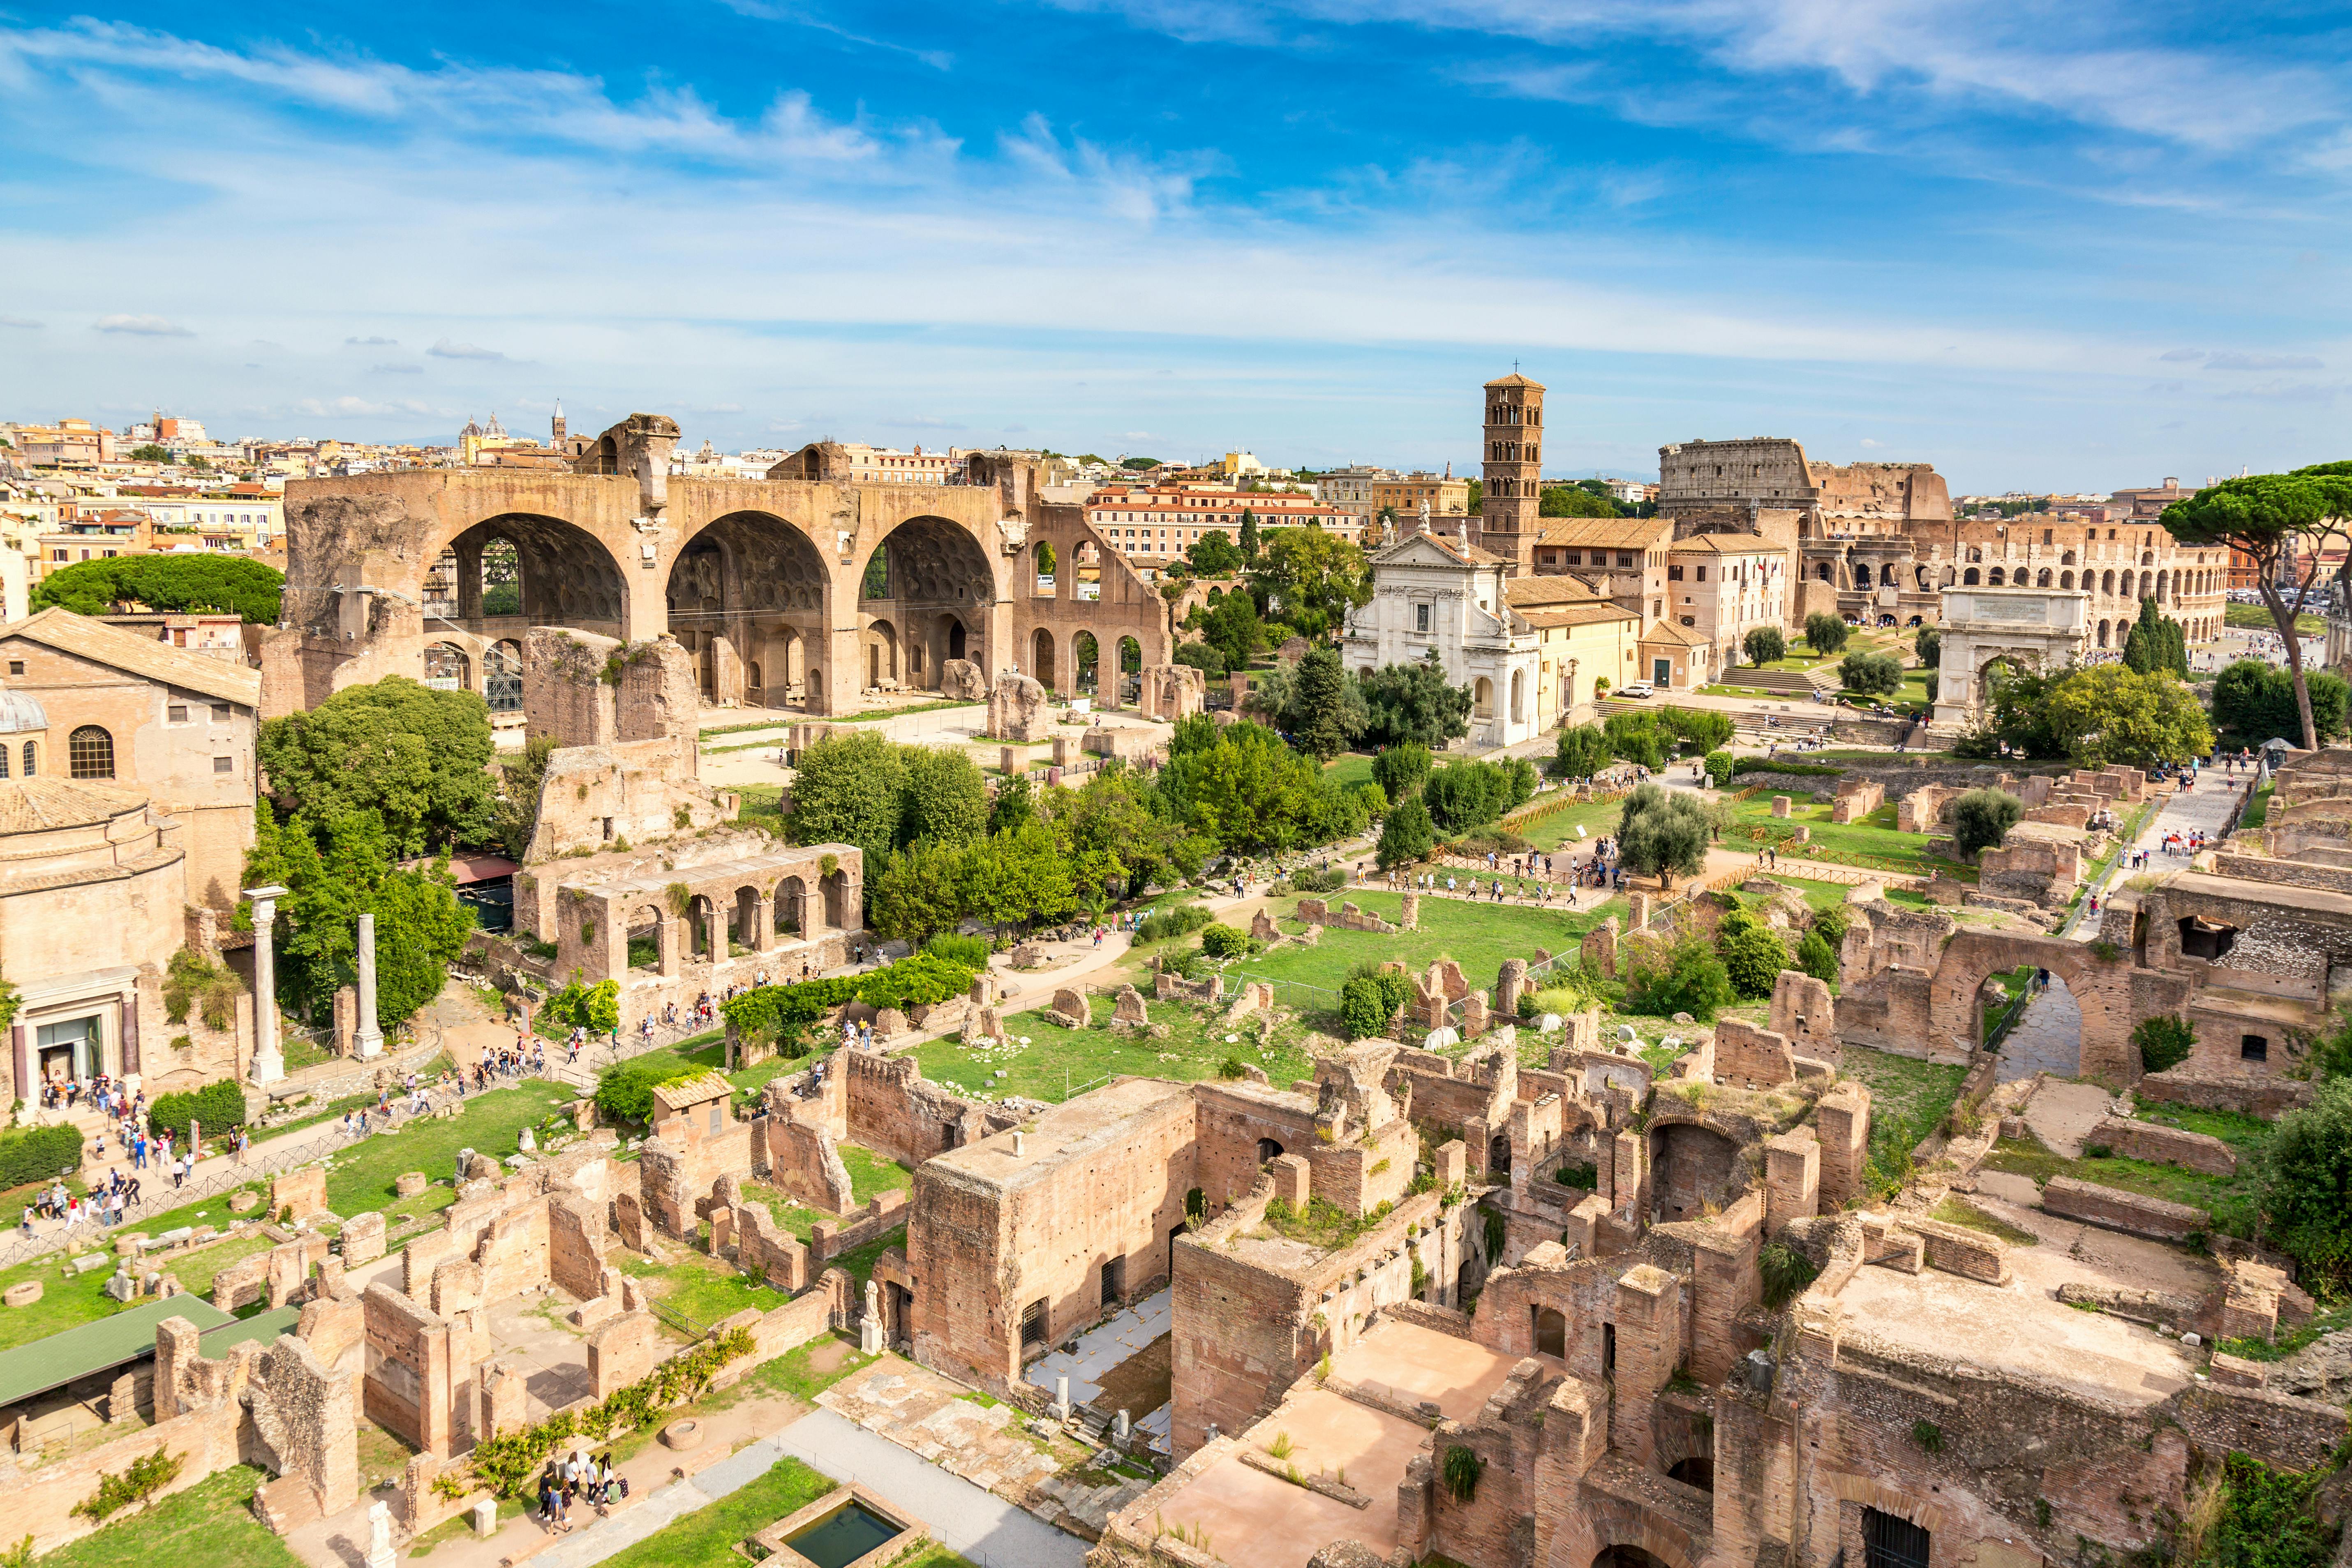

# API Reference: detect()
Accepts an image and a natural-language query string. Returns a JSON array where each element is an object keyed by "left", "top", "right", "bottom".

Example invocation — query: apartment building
[{"left": 1084, "top": 483, "right": 1361, "bottom": 561}]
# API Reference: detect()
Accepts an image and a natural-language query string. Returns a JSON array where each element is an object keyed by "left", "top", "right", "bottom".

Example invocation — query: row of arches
[
  {"left": 619, "top": 871, "right": 854, "bottom": 972},
  {"left": 1027, "top": 628, "right": 1144, "bottom": 705},
  {"left": 1816, "top": 556, "right": 2219, "bottom": 606}
]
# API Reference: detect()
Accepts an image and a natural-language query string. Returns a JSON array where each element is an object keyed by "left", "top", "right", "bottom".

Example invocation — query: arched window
[
  {"left": 20, "top": 741, "right": 33, "bottom": 778},
  {"left": 68, "top": 726, "right": 112, "bottom": 780}
]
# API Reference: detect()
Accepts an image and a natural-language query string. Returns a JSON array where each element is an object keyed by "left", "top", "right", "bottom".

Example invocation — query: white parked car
[{"left": 1617, "top": 682, "right": 1655, "bottom": 699}]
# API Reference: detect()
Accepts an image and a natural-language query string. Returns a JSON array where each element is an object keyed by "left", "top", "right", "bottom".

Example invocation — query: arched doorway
[
  {"left": 484, "top": 640, "right": 523, "bottom": 715},
  {"left": 439, "top": 515, "right": 626, "bottom": 634},
  {"left": 1257, "top": 1137, "right": 1284, "bottom": 1164},
  {"left": 854, "top": 516, "right": 998, "bottom": 695},
  {"left": 1488, "top": 1133, "right": 1512, "bottom": 1179},
  {"left": 1594, "top": 1547, "right": 1670, "bottom": 1568},
  {"left": 1116, "top": 635, "right": 1143, "bottom": 709},
  {"left": 626, "top": 905, "right": 663, "bottom": 972},
  {"left": 1509, "top": 668, "right": 1526, "bottom": 724},
  {"left": 862, "top": 619, "right": 901, "bottom": 690},
  {"left": 1031, "top": 627, "right": 1057, "bottom": 690},
  {"left": 1074, "top": 633, "right": 1100, "bottom": 699},
  {"left": 1992, "top": 970, "right": 2080, "bottom": 1081},
  {"left": 670, "top": 513, "right": 831, "bottom": 711},
  {"left": 1473, "top": 677, "right": 1494, "bottom": 719},
  {"left": 423, "top": 642, "right": 470, "bottom": 693}
]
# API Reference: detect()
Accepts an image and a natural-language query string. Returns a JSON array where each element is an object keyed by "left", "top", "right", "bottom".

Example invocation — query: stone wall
[
  {"left": 2087, "top": 1115, "right": 2235, "bottom": 1175},
  {"left": 2135, "top": 1068, "right": 2314, "bottom": 1120},
  {"left": 2042, "top": 1177, "right": 2208, "bottom": 1241}
]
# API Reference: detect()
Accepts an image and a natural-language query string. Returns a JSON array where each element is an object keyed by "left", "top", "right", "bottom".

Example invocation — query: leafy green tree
[
  {"left": 1187, "top": 532, "right": 1245, "bottom": 576},
  {"left": 35, "top": 554, "right": 284, "bottom": 622},
  {"left": 1202, "top": 589, "right": 1271, "bottom": 672},
  {"left": 1615, "top": 782, "right": 1710, "bottom": 889},
  {"left": 1171, "top": 640, "right": 1227, "bottom": 679},
  {"left": 1281, "top": 647, "right": 1369, "bottom": 760},
  {"left": 870, "top": 841, "right": 970, "bottom": 944},
  {"left": 1553, "top": 724, "right": 1610, "bottom": 780},
  {"left": 1839, "top": 651, "right": 1903, "bottom": 696},
  {"left": 2045, "top": 665, "right": 2213, "bottom": 768},
  {"left": 899, "top": 747, "right": 987, "bottom": 848},
  {"left": 1499, "top": 755, "right": 1537, "bottom": 810},
  {"left": 257, "top": 676, "right": 495, "bottom": 855},
  {"left": 1372, "top": 741, "right": 1433, "bottom": 802},
  {"left": 1340, "top": 974, "right": 1397, "bottom": 1039},
  {"left": 2134, "top": 1016, "right": 2195, "bottom": 1074},
  {"left": 1422, "top": 762, "right": 1511, "bottom": 830},
  {"left": 790, "top": 729, "right": 910, "bottom": 871},
  {"left": 1359, "top": 659, "right": 1473, "bottom": 750},
  {"left": 1804, "top": 613, "right": 1850, "bottom": 656},
  {"left": 241, "top": 809, "right": 474, "bottom": 1030},
  {"left": 1047, "top": 767, "right": 1201, "bottom": 896},
  {"left": 2164, "top": 464, "right": 2352, "bottom": 750},
  {"left": 129, "top": 443, "right": 172, "bottom": 462},
  {"left": 2211, "top": 659, "right": 2350, "bottom": 748},
  {"left": 960, "top": 817, "right": 1078, "bottom": 938},
  {"left": 1375, "top": 795, "right": 1435, "bottom": 869},
  {"left": 1159, "top": 720, "right": 1327, "bottom": 854},
  {"left": 1703, "top": 751, "right": 1733, "bottom": 786},
  {"left": 1662, "top": 706, "right": 1734, "bottom": 753},
  {"left": 988, "top": 771, "right": 1036, "bottom": 836},
  {"left": 1949, "top": 788, "right": 2022, "bottom": 858},
  {"left": 1914, "top": 626, "right": 1940, "bottom": 668},
  {"left": 1539, "top": 486, "right": 1617, "bottom": 518},
  {"left": 1716, "top": 909, "right": 1790, "bottom": 999},
  {"left": 1253, "top": 525, "right": 1370, "bottom": 638},
  {"left": 1953, "top": 662, "right": 2067, "bottom": 760},
  {"left": 1602, "top": 711, "right": 1668, "bottom": 769},
  {"left": 1238, "top": 509, "right": 1261, "bottom": 560},
  {"left": 1465, "top": 479, "right": 1483, "bottom": 514},
  {"left": 2254, "top": 1077, "right": 2352, "bottom": 1292},
  {"left": 1742, "top": 626, "right": 1786, "bottom": 666},
  {"left": 1350, "top": 781, "right": 1387, "bottom": 822}
]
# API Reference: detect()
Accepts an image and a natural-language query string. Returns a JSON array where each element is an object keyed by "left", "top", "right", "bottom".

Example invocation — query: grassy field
[
  {"left": 1981, "top": 1102, "right": 2269, "bottom": 1238},
  {"left": 1840, "top": 1046, "right": 1967, "bottom": 1192},
  {"left": 1514, "top": 794, "right": 1628, "bottom": 852},
  {"left": 1322, "top": 753, "right": 1377, "bottom": 792},
  {"left": 2226, "top": 603, "right": 2323, "bottom": 635},
  {"left": 325, "top": 1081, "right": 575, "bottom": 1219},
  {"left": 2243, "top": 782, "right": 2275, "bottom": 829},
  {"left": 1725, "top": 794, "right": 1967, "bottom": 878},
  {"left": 42, "top": 1465, "right": 303, "bottom": 1568},
  {"left": 915, "top": 991, "right": 1319, "bottom": 1103}
]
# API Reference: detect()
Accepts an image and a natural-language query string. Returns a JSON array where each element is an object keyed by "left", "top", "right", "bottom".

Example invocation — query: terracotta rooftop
[
  {"left": 0, "top": 777, "right": 150, "bottom": 835},
  {"left": 1643, "top": 620, "right": 1710, "bottom": 648},
  {"left": 1533, "top": 516, "right": 1668, "bottom": 549},
  {"left": 651, "top": 1071, "right": 736, "bottom": 1113},
  {"left": 0, "top": 607, "right": 261, "bottom": 708}
]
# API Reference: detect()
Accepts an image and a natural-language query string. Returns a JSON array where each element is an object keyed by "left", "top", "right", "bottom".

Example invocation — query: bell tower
[{"left": 1479, "top": 372, "right": 1544, "bottom": 569}]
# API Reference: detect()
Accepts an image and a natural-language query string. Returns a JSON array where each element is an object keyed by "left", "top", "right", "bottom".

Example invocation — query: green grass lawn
[
  {"left": 1981, "top": 1103, "right": 2268, "bottom": 1239},
  {"left": 41, "top": 1465, "right": 302, "bottom": 1568},
  {"left": 1322, "top": 753, "right": 1377, "bottom": 792},
  {"left": 2243, "top": 782, "right": 2275, "bottom": 829},
  {"left": 593, "top": 1453, "right": 980, "bottom": 1568},
  {"left": 0, "top": 1177, "right": 292, "bottom": 1351},
  {"left": 839, "top": 1145, "right": 912, "bottom": 1204},
  {"left": 1840, "top": 1046, "right": 1967, "bottom": 1191},
  {"left": 325, "top": 1081, "right": 574, "bottom": 1218},
  {"left": 1515, "top": 794, "right": 1628, "bottom": 852},
  {"left": 1726, "top": 795, "right": 1968, "bottom": 878},
  {"left": 618, "top": 1248, "right": 784, "bottom": 1331},
  {"left": 2226, "top": 603, "right": 2323, "bottom": 635},
  {"left": 914, "top": 991, "right": 1319, "bottom": 1103}
]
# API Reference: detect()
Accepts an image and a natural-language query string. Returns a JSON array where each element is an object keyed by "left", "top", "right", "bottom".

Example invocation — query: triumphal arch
[
  {"left": 1929, "top": 585, "right": 2091, "bottom": 730},
  {"left": 264, "top": 414, "right": 1168, "bottom": 720}
]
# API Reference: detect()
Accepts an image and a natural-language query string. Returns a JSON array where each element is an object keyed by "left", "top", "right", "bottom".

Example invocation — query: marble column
[
  {"left": 244, "top": 884, "right": 289, "bottom": 1084},
  {"left": 355, "top": 912, "right": 385, "bottom": 1059}
]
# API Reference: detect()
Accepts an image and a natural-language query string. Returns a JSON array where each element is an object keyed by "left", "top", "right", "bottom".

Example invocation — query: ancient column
[
  {"left": 244, "top": 884, "right": 289, "bottom": 1084},
  {"left": 355, "top": 912, "right": 385, "bottom": 1059}
]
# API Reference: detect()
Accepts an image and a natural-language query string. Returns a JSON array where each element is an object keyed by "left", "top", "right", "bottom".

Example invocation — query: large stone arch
[
  {"left": 853, "top": 514, "right": 999, "bottom": 697},
  {"left": 669, "top": 510, "right": 834, "bottom": 709},
  {"left": 1923, "top": 931, "right": 2172, "bottom": 1080},
  {"left": 438, "top": 512, "right": 630, "bottom": 636}
]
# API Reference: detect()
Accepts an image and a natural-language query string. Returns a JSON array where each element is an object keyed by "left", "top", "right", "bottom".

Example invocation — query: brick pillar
[
  {"left": 753, "top": 893, "right": 774, "bottom": 953},
  {"left": 454, "top": 536, "right": 483, "bottom": 621},
  {"left": 1815, "top": 1082, "right": 1872, "bottom": 1211},
  {"left": 1765, "top": 1128, "right": 1821, "bottom": 1233},
  {"left": 657, "top": 914, "right": 682, "bottom": 978},
  {"left": 1269, "top": 1153, "right": 1310, "bottom": 1207},
  {"left": 1612, "top": 1129, "right": 1644, "bottom": 1226},
  {"left": 1610, "top": 1264, "right": 1680, "bottom": 1464},
  {"left": 1689, "top": 1228, "right": 1758, "bottom": 1386}
]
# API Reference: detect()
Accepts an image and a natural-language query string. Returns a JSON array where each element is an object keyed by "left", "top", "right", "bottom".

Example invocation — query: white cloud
[
  {"left": 92, "top": 313, "right": 191, "bottom": 336},
  {"left": 346, "top": 335, "right": 398, "bottom": 345},
  {"left": 2159, "top": 348, "right": 2204, "bottom": 363},
  {"left": 370, "top": 362, "right": 423, "bottom": 374},
  {"left": 0, "top": 315, "right": 41, "bottom": 329},
  {"left": 2203, "top": 351, "right": 2325, "bottom": 372},
  {"left": 428, "top": 338, "right": 506, "bottom": 361}
]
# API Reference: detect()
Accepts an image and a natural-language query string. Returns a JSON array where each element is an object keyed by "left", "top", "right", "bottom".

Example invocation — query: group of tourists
[
  {"left": 21, "top": 1164, "right": 144, "bottom": 1237},
  {"left": 536, "top": 1450, "right": 626, "bottom": 1531}
]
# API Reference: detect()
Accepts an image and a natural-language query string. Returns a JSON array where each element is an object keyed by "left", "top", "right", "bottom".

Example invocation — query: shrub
[
  {"left": 1811, "top": 905, "right": 1850, "bottom": 947},
  {"left": 593, "top": 1056, "right": 707, "bottom": 1125},
  {"left": 1294, "top": 866, "right": 1347, "bottom": 894},
  {"left": 162, "top": 948, "right": 242, "bottom": 1032},
  {"left": 924, "top": 933, "right": 991, "bottom": 969},
  {"left": 1804, "top": 612, "right": 1850, "bottom": 655},
  {"left": 1797, "top": 929, "right": 1839, "bottom": 985},
  {"left": 72, "top": 1449, "right": 183, "bottom": 1521},
  {"left": 1137, "top": 903, "right": 1215, "bottom": 944},
  {"left": 1624, "top": 933, "right": 1735, "bottom": 1021},
  {"left": 1340, "top": 975, "right": 1393, "bottom": 1039},
  {"left": 1441, "top": 1445, "right": 1485, "bottom": 1503},
  {"left": 545, "top": 977, "right": 620, "bottom": 1035},
  {"left": 1376, "top": 796, "right": 1436, "bottom": 870},
  {"left": 1200, "top": 923, "right": 1251, "bottom": 959},
  {"left": 1371, "top": 743, "right": 1432, "bottom": 802},
  {"left": 1217, "top": 1057, "right": 1249, "bottom": 1080},
  {"left": 1516, "top": 991, "right": 1539, "bottom": 1020},
  {"left": 1703, "top": 750, "right": 1733, "bottom": 786},
  {"left": 1911, "top": 1420, "right": 1944, "bottom": 1454},
  {"left": 1719, "top": 922, "right": 1791, "bottom": 1000},
  {"left": 1950, "top": 788, "right": 2024, "bottom": 858},
  {"left": 1553, "top": 1162, "right": 1598, "bottom": 1189},
  {"left": 2135, "top": 1015, "right": 2196, "bottom": 1074},
  {"left": 854, "top": 952, "right": 977, "bottom": 1011},
  {"left": 1758, "top": 1242, "right": 1819, "bottom": 1308},
  {"left": 149, "top": 1080, "right": 248, "bottom": 1146},
  {"left": 0, "top": 1124, "right": 83, "bottom": 1189}
]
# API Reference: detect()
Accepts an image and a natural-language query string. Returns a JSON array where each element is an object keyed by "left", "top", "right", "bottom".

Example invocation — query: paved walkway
[{"left": 774, "top": 1409, "right": 1090, "bottom": 1568}]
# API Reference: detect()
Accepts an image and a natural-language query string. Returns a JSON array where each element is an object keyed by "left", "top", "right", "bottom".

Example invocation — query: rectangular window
[
  {"left": 1694, "top": 565, "right": 1706, "bottom": 581},
  {"left": 213, "top": 756, "right": 233, "bottom": 774},
  {"left": 168, "top": 704, "right": 189, "bottom": 724},
  {"left": 213, "top": 703, "right": 231, "bottom": 721},
  {"left": 5, "top": 663, "right": 18, "bottom": 676},
  {"left": 1021, "top": 1297, "right": 1049, "bottom": 1348},
  {"left": 1416, "top": 603, "right": 1431, "bottom": 633},
  {"left": 1668, "top": 565, "right": 1683, "bottom": 581}
]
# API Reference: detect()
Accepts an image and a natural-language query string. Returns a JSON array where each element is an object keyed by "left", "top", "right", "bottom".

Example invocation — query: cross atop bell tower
[{"left": 1479, "top": 371, "right": 1544, "bottom": 570}]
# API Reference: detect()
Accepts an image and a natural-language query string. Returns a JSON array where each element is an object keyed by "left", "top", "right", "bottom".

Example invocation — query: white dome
[{"left": 0, "top": 690, "right": 47, "bottom": 735}]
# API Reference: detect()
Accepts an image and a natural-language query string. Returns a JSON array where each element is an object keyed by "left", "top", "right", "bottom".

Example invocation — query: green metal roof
[
  {"left": 198, "top": 1305, "right": 300, "bottom": 1358},
  {"left": 0, "top": 1293, "right": 234, "bottom": 1410}
]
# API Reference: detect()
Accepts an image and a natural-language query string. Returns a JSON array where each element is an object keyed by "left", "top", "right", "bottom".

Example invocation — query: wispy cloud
[
  {"left": 370, "top": 362, "right": 423, "bottom": 374},
  {"left": 2204, "top": 351, "right": 2325, "bottom": 371},
  {"left": 0, "top": 316, "right": 40, "bottom": 329},
  {"left": 427, "top": 338, "right": 505, "bottom": 361},
  {"left": 346, "top": 335, "right": 397, "bottom": 345},
  {"left": 92, "top": 313, "right": 190, "bottom": 336}
]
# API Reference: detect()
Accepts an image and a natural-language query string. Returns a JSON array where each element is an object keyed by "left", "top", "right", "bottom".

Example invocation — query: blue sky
[{"left": 1, "top": 0, "right": 2347, "bottom": 490}]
